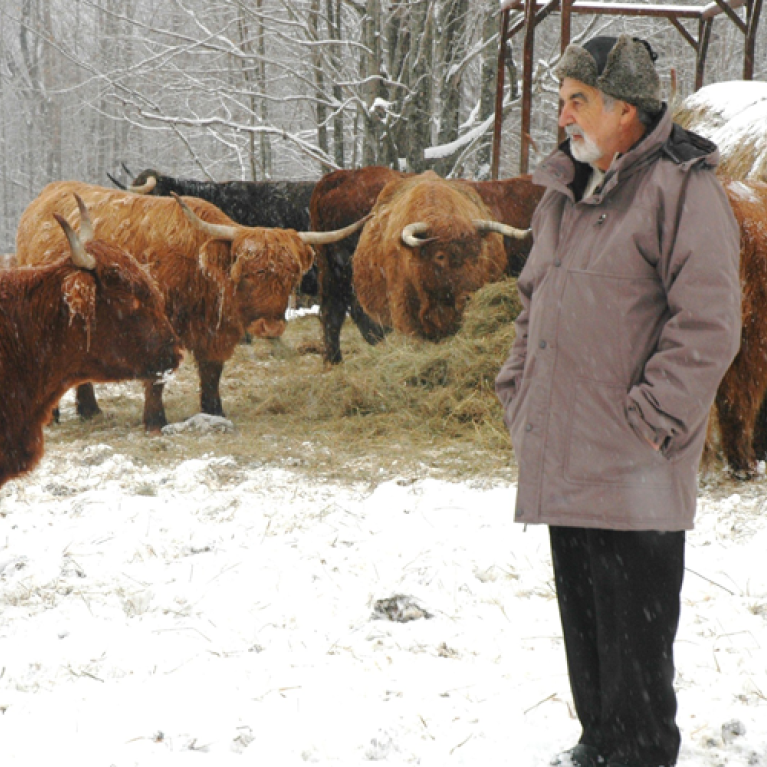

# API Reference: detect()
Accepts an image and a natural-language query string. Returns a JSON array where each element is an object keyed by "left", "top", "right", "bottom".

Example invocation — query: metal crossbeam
[{"left": 491, "top": 0, "right": 762, "bottom": 178}]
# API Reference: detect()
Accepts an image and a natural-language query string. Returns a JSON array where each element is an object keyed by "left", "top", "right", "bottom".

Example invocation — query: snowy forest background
[{"left": 0, "top": 0, "right": 764, "bottom": 254}]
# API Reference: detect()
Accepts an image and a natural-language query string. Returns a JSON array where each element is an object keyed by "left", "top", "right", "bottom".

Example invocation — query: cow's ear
[
  {"left": 62, "top": 271, "right": 97, "bottom": 329},
  {"left": 298, "top": 243, "right": 316, "bottom": 273}
]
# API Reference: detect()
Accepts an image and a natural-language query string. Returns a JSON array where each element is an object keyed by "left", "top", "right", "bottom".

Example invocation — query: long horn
[
  {"left": 73, "top": 194, "right": 94, "bottom": 243},
  {"left": 172, "top": 192, "right": 238, "bottom": 242},
  {"left": 298, "top": 214, "right": 373, "bottom": 245},
  {"left": 54, "top": 213, "right": 96, "bottom": 270},
  {"left": 473, "top": 219, "right": 531, "bottom": 239},
  {"left": 128, "top": 175, "right": 157, "bottom": 194},
  {"left": 401, "top": 222, "right": 434, "bottom": 248},
  {"left": 107, "top": 171, "right": 127, "bottom": 190},
  {"left": 121, "top": 162, "right": 134, "bottom": 177}
]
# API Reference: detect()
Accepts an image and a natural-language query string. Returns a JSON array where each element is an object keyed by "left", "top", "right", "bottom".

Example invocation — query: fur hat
[{"left": 554, "top": 34, "right": 662, "bottom": 114}]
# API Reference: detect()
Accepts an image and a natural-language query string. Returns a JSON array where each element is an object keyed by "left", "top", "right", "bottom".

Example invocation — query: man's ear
[
  {"left": 619, "top": 100, "right": 637, "bottom": 125},
  {"left": 62, "top": 271, "right": 97, "bottom": 329}
]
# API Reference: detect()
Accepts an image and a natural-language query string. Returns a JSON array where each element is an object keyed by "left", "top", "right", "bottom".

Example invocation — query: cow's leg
[
  {"left": 319, "top": 248, "right": 354, "bottom": 365},
  {"left": 321, "top": 292, "right": 349, "bottom": 365},
  {"left": 349, "top": 295, "right": 389, "bottom": 346},
  {"left": 142, "top": 381, "right": 168, "bottom": 432},
  {"left": 196, "top": 357, "right": 225, "bottom": 416},
  {"left": 76, "top": 383, "right": 101, "bottom": 419},
  {"left": 752, "top": 397, "right": 767, "bottom": 463}
]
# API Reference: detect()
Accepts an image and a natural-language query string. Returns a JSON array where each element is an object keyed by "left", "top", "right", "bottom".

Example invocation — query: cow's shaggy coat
[
  {"left": 310, "top": 166, "right": 543, "bottom": 363},
  {"left": 1, "top": 225, "right": 180, "bottom": 485},
  {"left": 716, "top": 178, "right": 767, "bottom": 475},
  {"left": 124, "top": 169, "right": 319, "bottom": 296},
  {"left": 16, "top": 181, "right": 315, "bottom": 428},
  {"left": 353, "top": 171, "right": 522, "bottom": 340}
]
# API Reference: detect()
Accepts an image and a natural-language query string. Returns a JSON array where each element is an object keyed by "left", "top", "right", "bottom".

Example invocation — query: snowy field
[{"left": 1, "top": 398, "right": 766, "bottom": 767}]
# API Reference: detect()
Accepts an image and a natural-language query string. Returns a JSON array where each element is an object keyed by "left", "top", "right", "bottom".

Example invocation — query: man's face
[{"left": 558, "top": 78, "right": 624, "bottom": 170}]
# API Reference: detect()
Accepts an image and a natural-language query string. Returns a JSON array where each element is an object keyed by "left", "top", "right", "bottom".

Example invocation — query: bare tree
[{"left": 0, "top": 0, "right": 761, "bottom": 254}]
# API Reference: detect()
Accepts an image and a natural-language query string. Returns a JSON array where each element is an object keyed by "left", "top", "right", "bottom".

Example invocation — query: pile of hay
[
  {"left": 254, "top": 277, "right": 522, "bottom": 443},
  {"left": 673, "top": 80, "right": 767, "bottom": 181}
]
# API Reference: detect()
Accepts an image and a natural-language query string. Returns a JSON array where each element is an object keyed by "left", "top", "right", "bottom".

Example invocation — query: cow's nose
[{"left": 248, "top": 318, "right": 286, "bottom": 338}]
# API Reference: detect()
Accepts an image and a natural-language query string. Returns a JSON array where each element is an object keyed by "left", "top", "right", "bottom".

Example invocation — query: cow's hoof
[
  {"left": 77, "top": 405, "right": 102, "bottom": 420},
  {"left": 729, "top": 467, "right": 756, "bottom": 481}
]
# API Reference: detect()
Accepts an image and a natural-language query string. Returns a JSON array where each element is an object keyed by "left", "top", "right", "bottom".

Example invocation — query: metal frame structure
[{"left": 491, "top": 0, "right": 764, "bottom": 177}]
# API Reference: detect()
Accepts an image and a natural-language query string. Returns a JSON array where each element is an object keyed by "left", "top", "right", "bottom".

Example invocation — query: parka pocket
[
  {"left": 508, "top": 378, "right": 533, "bottom": 452},
  {"left": 565, "top": 378, "right": 671, "bottom": 487}
]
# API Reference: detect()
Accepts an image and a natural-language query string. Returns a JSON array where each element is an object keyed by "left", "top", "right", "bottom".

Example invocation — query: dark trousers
[{"left": 549, "top": 526, "right": 685, "bottom": 767}]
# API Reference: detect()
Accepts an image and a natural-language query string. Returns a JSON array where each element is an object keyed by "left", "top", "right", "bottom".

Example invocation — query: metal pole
[
  {"left": 744, "top": 0, "right": 763, "bottom": 79},
  {"left": 520, "top": 0, "right": 537, "bottom": 175},
  {"left": 558, "top": 0, "right": 572, "bottom": 145},
  {"left": 492, "top": 10, "right": 512, "bottom": 180},
  {"left": 695, "top": 17, "right": 713, "bottom": 89}
]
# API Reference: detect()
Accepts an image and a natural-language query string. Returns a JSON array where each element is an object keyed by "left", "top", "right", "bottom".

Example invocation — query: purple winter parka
[{"left": 495, "top": 106, "right": 741, "bottom": 531}]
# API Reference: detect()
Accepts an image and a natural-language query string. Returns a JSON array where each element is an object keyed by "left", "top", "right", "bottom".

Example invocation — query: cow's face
[
  {"left": 230, "top": 230, "right": 313, "bottom": 338},
  {"left": 77, "top": 242, "right": 182, "bottom": 382},
  {"left": 404, "top": 227, "right": 503, "bottom": 339}
]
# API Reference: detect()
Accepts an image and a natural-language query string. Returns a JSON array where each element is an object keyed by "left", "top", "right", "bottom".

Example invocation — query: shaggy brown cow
[
  {"left": 1, "top": 202, "right": 181, "bottom": 486},
  {"left": 352, "top": 171, "right": 529, "bottom": 339},
  {"left": 16, "top": 181, "right": 365, "bottom": 429},
  {"left": 310, "top": 166, "right": 543, "bottom": 362},
  {"left": 115, "top": 168, "right": 320, "bottom": 300},
  {"left": 714, "top": 178, "right": 767, "bottom": 476}
]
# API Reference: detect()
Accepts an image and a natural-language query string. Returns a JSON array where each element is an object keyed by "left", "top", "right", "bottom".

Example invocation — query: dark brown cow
[
  {"left": 1, "top": 203, "right": 181, "bottom": 486},
  {"left": 353, "top": 171, "right": 529, "bottom": 339},
  {"left": 310, "top": 166, "right": 405, "bottom": 364},
  {"left": 16, "top": 181, "right": 365, "bottom": 429},
  {"left": 714, "top": 178, "right": 767, "bottom": 476},
  {"left": 310, "top": 166, "right": 543, "bottom": 362}
]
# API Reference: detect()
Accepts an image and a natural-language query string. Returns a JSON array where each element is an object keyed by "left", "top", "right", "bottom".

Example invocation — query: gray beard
[{"left": 567, "top": 126, "right": 603, "bottom": 165}]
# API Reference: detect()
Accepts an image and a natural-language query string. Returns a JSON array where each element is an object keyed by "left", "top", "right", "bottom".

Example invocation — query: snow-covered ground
[{"left": 1, "top": 405, "right": 766, "bottom": 766}]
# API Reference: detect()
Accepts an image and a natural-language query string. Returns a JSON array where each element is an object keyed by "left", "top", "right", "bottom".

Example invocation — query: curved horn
[
  {"left": 107, "top": 171, "right": 127, "bottom": 190},
  {"left": 473, "top": 219, "right": 531, "bottom": 239},
  {"left": 401, "top": 222, "right": 433, "bottom": 248},
  {"left": 128, "top": 175, "right": 157, "bottom": 194},
  {"left": 73, "top": 194, "right": 94, "bottom": 243},
  {"left": 172, "top": 192, "right": 238, "bottom": 242},
  {"left": 298, "top": 214, "right": 373, "bottom": 245},
  {"left": 54, "top": 213, "right": 96, "bottom": 270}
]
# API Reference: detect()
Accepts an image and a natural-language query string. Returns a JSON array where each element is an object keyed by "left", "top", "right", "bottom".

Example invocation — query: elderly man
[{"left": 496, "top": 35, "right": 741, "bottom": 767}]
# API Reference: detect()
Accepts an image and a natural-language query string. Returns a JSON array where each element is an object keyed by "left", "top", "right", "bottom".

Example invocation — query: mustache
[{"left": 565, "top": 125, "right": 585, "bottom": 139}]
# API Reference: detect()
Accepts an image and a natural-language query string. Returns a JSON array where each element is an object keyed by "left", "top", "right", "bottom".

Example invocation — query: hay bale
[
  {"left": 259, "top": 277, "right": 522, "bottom": 436},
  {"left": 673, "top": 81, "right": 767, "bottom": 181}
]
